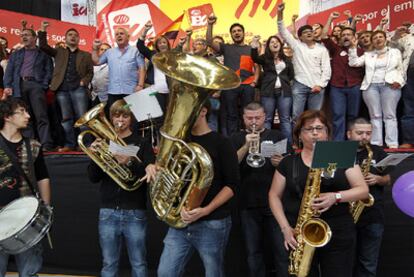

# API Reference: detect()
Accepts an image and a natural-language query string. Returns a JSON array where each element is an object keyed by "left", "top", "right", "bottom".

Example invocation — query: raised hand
[
  {"left": 331, "top": 11, "right": 340, "bottom": 19},
  {"left": 250, "top": 35, "right": 261, "bottom": 48},
  {"left": 354, "top": 14, "right": 363, "bottom": 22},
  {"left": 278, "top": 2, "right": 285, "bottom": 12},
  {"left": 41, "top": 21, "right": 49, "bottom": 32},
  {"left": 292, "top": 14, "right": 298, "bottom": 22},
  {"left": 144, "top": 20, "right": 152, "bottom": 31},
  {"left": 207, "top": 13, "right": 217, "bottom": 25},
  {"left": 92, "top": 39, "right": 102, "bottom": 51}
]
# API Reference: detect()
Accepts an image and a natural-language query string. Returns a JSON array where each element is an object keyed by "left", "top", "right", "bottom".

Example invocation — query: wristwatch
[{"left": 334, "top": 192, "right": 342, "bottom": 203}]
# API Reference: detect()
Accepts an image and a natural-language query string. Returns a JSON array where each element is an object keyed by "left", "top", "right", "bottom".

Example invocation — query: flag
[{"left": 157, "top": 13, "right": 184, "bottom": 40}]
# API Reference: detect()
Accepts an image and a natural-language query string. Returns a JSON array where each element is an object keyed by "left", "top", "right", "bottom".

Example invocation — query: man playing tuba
[
  {"left": 145, "top": 101, "right": 239, "bottom": 277},
  {"left": 87, "top": 100, "right": 155, "bottom": 277}
]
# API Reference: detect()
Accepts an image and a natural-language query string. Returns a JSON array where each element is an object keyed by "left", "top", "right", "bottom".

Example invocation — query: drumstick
[{"left": 47, "top": 232, "right": 53, "bottom": 249}]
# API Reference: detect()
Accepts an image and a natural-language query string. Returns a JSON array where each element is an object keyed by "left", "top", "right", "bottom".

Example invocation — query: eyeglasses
[{"left": 301, "top": 126, "right": 326, "bottom": 133}]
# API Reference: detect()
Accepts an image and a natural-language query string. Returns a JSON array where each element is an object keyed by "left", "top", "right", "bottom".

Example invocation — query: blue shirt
[{"left": 99, "top": 45, "right": 145, "bottom": 95}]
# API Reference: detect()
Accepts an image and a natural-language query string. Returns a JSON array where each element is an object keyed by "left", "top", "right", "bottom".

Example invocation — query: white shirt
[{"left": 278, "top": 20, "right": 331, "bottom": 88}]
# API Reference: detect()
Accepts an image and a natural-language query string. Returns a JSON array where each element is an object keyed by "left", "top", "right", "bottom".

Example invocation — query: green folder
[{"left": 311, "top": 141, "right": 358, "bottom": 169}]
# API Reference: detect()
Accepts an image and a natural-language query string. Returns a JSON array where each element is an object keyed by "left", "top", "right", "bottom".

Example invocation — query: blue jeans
[
  {"left": 330, "top": 85, "right": 361, "bottom": 141},
  {"left": 261, "top": 94, "right": 292, "bottom": 144},
  {"left": 222, "top": 84, "right": 256, "bottom": 136},
  {"left": 56, "top": 86, "right": 89, "bottom": 148},
  {"left": 240, "top": 208, "right": 289, "bottom": 277},
  {"left": 363, "top": 83, "right": 401, "bottom": 147},
  {"left": 157, "top": 216, "right": 232, "bottom": 277},
  {"left": 99, "top": 208, "right": 148, "bottom": 277},
  {"left": 354, "top": 223, "right": 384, "bottom": 277},
  {"left": 400, "top": 67, "right": 414, "bottom": 144},
  {"left": 0, "top": 243, "right": 43, "bottom": 276},
  {"left": 292, "top": 80, "right": 325, "bottom": 123}
]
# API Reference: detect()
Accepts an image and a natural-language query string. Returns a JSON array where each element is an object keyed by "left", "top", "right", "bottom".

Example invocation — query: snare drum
[{"left": 0, "top": 196, "right": 53, "bottom": 254}]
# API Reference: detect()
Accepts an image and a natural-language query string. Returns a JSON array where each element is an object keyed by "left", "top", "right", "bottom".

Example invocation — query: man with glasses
[
  {"left": 0, "top": 98, "right": 51, "bottom": 275},
  {"left": 231, "top": 102, "right": 291, "bottom": 277},
  {"left": 3, "top": 28, "right": 55, "bottom": 151},
  {"left": 277, "top": 3, "right": 331, "bottom": 131}
]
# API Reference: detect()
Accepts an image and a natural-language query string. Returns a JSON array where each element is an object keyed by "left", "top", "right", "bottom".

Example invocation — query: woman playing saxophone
[{"left": 268, "top": 110, "right": 368, "bottom": 277}]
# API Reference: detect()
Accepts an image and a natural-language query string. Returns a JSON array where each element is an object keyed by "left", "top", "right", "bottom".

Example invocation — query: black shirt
[
  {"left": 231, "top": 129, "right": 289, "bottom": 209},
  {"left": 277, "top": 153, "right": 353, "bottom": 228},
  {"left": 190, "top": 131, "right": 239, "bottom": 221},
  {"left": 87, "top": 135, "right": 155, "bottom": 210},
  {"left": 59, "top": 48, "right": 81, "bottom": 91},
  {"left": 0, "top": 136, "right": 49, "bottom": 206},
  {"left": 356, "top": 144, "right": 390, "bottom": 226}
]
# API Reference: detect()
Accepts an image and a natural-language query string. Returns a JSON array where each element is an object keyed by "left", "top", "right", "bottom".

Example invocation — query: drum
[{"left": 0, "top": 196, "right": 53, "bottom": 254}]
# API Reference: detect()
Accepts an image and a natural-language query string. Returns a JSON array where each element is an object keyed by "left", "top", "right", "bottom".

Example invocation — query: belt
[{"left": 21, "top": 76, "right": 35, "bottom": 81}]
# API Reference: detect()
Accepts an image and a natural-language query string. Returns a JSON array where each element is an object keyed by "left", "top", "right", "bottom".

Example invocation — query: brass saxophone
[
  {"left": 75, "top": 103, "right": 145, "bottom": 191},
  {"left": 289, "top": 168, "right": 332, "bottom": 277},
  {"left": 350, "top": 142, "right": 375, "bottom": 223},
  {"left": 150, "top": 51, "right": 240, "bottom": 228}
]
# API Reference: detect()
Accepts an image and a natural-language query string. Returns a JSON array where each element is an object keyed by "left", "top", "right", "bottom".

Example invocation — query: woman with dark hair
[
  {"left": 349, "top": 30, "right": 405, "bottom": 148},
  {"left": 268, "top": 110, "right": 368, "bottom": 277},
  {"left": 251, "top": 35, "right": 294, "bottom": 143}
]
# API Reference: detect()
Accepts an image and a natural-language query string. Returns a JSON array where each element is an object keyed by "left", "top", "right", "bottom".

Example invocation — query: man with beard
[
  {"left": 38, "top": 21, "right": 94, "bottom": 152},
  {"left": 3, "top": 28, "right": 54, "bottom": 151},
  {"left": 92, "top": 28, "right": 146, "bottom": 114},
  {"left": 346, "top": 117, "right": 391, "bottom": 277},
  {"left": 277, "top": 3, "right": 331, "bottom": 132},
  {"left": 206, "top": 14, "right": 260, "bottom": 136},
  {"left": 321, "top": 24, "right": 365, "bottom": 141}
]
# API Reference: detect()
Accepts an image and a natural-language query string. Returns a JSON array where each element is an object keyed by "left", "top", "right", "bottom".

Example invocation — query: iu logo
[{"left": 72, "top": 3, "right": 87, "bottom": 16}]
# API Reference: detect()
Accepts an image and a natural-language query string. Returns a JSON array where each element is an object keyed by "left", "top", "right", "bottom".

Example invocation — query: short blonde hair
[{"left": 109, "top": 99, "right": 133, "bottom": 120}]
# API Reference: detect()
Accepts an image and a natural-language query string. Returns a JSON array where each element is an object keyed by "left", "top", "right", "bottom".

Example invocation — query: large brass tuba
[
  {"left": 75, "top": 103, "right": 144, "bottom": 191},
  {"left": 150, "top": 51, "right": 240, "bottom": 228},
  {"left": 350, "top": 142, "right": 375, "bottom": 223},
  {"left": 289, "top": 168, "right": 332, "bottom": 277}
]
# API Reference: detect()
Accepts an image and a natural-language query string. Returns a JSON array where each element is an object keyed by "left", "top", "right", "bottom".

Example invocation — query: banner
[
  {"left": 61, "top": 0, "right": 96, "bottom": 26},
  {"left": 0, "top": 9, "right": 95, "bottom": 51},
  {"left": 97, "top": 0, "right": 172, "bottom": 46},
  {"left": 307, "top": 0, "right": 414, "bottom": 32}
]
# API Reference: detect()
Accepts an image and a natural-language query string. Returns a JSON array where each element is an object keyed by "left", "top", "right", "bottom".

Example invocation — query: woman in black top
[
  {"left": 268, "top": 110, "right": 368, "bottom": 277},
  {"left": 251, "top": 35, "right": 294, "bottom": 143}
]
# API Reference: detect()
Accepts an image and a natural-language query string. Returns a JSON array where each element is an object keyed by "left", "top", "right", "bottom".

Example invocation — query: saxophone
[
  {"left": 350, "top": 142, "right": 375, "bottom": 223},
  {"left": 289, "top": 168, "right": 332, "bottom": 277},
  {"left": 150, "top": 52, "right": 240, "bottom": 228}
]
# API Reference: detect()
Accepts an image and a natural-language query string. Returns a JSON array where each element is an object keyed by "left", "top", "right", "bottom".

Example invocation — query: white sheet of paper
[
  {"left": 108, "top": 141, "right": 140, "bottom": 157},
  {"left": 375, "top": 153, "right": 412, "bottom": 167},
  {"left": 261, "top": 139, "right": 287, "bottom": 158},
  {"left": 124, "top": 87, "right": 163, "bottom": 122}
]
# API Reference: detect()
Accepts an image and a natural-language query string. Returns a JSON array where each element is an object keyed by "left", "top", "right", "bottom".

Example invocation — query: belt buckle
[{"left": 22, "top": 76, "right": 33, "bottom": 81}]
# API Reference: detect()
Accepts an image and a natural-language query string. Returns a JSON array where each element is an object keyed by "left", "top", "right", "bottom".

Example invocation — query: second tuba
[
  {"left": 150, "top": 51, "right": 240, "bottom": 228},
  {"left": 75, "top": 103, "right": 145, "bottom": 191}
]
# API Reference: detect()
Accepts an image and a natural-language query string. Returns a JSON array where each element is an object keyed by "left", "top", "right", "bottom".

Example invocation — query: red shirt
[{"left": 322, "top": 38, "right": 365, "bottom": 88}]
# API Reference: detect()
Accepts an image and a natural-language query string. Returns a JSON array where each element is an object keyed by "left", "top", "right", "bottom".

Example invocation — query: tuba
[
  {"left": 289, "top": 167, "right": 332, "bottom": 277},
  {"left": 150, "top": 51, "right": 240, "bottom": 228},
  {"left": 75, "top": 103, "right": 144, "bottom": 191},
  {"left": 350, "top": 142, "right": 375, "bottom": 223}
]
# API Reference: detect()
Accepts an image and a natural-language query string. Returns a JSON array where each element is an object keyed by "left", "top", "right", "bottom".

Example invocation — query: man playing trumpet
[{"left": 231, "top": 102, "right": 291, "bottom": 277}]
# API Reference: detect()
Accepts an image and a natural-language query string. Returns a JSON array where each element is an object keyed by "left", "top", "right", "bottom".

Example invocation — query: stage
[{"left": 6, "top": 152, "right": 414, "bottom": 276}]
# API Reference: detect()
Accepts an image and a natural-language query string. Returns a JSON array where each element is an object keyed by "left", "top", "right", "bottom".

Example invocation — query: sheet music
[
  {"left": 108, "top": 141, "right": 140, "bottom": 157},
  {"left": 375, "top": 153, "right": 412, "bottom": 167},
  {"left": 124, "top": 88, "right": 163, "bottom": 122},
  {"left": 261, "top": 139, "right": 287, "bottom": 157}
]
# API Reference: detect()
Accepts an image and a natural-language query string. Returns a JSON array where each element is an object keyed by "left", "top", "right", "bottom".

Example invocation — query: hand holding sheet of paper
[
  {"left": 261, "top": 139, "right": 288, "bottom": 158},
  {"left": 109, "top": 141, "right": 140, "bottom": 158}
]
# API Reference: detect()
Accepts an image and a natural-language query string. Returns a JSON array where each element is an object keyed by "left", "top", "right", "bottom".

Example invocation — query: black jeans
[
  {"left": 20, "top": 80, "right": 53, "bottom": 148},
  {"left": 240, "top": 207, "right": 289, "bottom": 277}
]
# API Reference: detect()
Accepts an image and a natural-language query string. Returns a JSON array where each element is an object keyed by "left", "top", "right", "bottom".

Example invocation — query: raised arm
[
  {"left": 348, "top": 37, "right": 365, "bottom": 67},
  {"left": 321, "top": 12, "right": 340, "bottom": 39},
  {"left": 37, "top": 21, "right": 57, "bottom": 57},
  {"left": 277, "top": 3, "right": 299, "bottom": 50},
  {"left": 206, "top": 13, "right": 221, "bottom": 54}
]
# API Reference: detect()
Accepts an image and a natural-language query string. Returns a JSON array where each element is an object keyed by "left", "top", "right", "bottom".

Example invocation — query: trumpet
[{"left": 246, "top": 124, "right": 265, "bottom": 168}]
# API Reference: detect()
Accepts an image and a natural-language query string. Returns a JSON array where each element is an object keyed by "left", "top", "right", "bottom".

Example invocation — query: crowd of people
[{"left": 0, "top": 1, "right": 411, "bottom": 276}]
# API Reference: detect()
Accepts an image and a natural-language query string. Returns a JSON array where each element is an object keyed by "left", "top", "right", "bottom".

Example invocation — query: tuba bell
[
  {"left": 150, "top": 51, "right": 240, "bottom": 228},
  {"left": 75, "top": 103, "right": 144, "bottom": 191}
]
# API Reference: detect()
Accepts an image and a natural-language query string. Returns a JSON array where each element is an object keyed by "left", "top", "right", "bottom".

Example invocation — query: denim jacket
[{"left": 3, "top": 47, "right": 53, "bottom": 97}]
